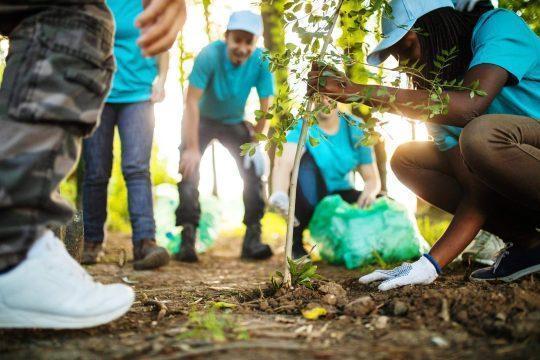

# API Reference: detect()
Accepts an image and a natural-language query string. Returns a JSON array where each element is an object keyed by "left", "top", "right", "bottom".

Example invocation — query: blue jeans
[{"left": 82, "top": 101, "right": 156, "bottom": 244}]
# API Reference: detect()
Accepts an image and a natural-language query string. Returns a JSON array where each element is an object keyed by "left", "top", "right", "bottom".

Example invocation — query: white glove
[
  {"left": 455, "top": 0, "right": 483, "bottom": 12},
  {"left": 359, "top": 255, "right": 440, "bottom": 291},
  {"left": 268, "top": 191, "right": 300, "bottom": 227},
  {"left": 243, "top": 145, "right": 265, "bottom": 177}
]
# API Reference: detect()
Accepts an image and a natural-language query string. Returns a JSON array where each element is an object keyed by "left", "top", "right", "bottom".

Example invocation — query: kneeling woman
[
  {"left": 309, "top": 0, "right": 540, "bottom": 289},
  {"left": 269, "top": 98, "right": 381, "bottom": 259}
]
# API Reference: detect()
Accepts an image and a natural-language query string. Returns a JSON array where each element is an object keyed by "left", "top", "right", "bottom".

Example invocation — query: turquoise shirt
[
  {"left": 189, "top": 41, "right": 274, "bottom": 124},
  {"left": 106, "top": 0, "right": 158, "bottom": 103},
  {"left": 429, "top": 9, "right": 540, "bottom": 151},
  {"left": 286, "top": 114, "right": 374, "bottom": 193}
]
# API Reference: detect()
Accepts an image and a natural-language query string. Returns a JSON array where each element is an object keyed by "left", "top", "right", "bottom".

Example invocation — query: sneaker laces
[{"left": 492, "top": 242, "right": 513, "bottom": 273}]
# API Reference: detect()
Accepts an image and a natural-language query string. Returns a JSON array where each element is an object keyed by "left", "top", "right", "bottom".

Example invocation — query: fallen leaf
[{"left": 302, "top": 307, "right": 327, "bottom": 320}]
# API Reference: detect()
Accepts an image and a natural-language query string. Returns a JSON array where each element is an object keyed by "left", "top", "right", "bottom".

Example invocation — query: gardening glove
[
  {"left": 455, "top": 0, "right": 484, "bottom": 12},
  {"left": 359, "top": 254, "right": 441, "bottom": 291},
  {"left": 242, "top": 144, "right": 265, "bottom": 177},
  {"left": 268, "top": 191, "right": 300, "bottom": 227}
]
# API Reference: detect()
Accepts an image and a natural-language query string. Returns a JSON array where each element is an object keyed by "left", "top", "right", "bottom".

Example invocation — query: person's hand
[
  {"left": 269, "top": 191, "right": 289, "bottom": 216},
  {"left": 268, "top": 191, "right": 301, "bottom": 226},
  {"left": 359, "top": 255, "right": 439, "bottom": 291},
  {"left": 455, "top": 0, "right": 483, "bottom": 12},
  {"left": 179, "top": 147, "right": 201, "bottom": 178},
  {"left": 357, "top": 191, "right": 376, "bottom": 209},
  {"left": 307, "top": 62, "right": 354, "bottom": 102},
  {"left": 136, "top": 0, "right": 187, "bottom": 56},
  {"left": 242, "top": 144, "right": 265, "bottom": 177},
  {"left": 151, "top": 79, "right": 166, "bottom": 103}
]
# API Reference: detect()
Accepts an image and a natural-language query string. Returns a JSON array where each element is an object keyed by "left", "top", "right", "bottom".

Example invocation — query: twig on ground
[{"left": 144, "top": 298, "right": 169, "bottom": 322}]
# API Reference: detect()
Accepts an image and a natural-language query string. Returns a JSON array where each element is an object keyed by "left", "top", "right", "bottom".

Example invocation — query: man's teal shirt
[
  {"left": 189, "top": 41, "right": 274, "bottom": 124},
  {"left": 286, "top": 114, "right": 374, "bottom": 193},
  {"left": 106, "top": 0, "right": 158, "bottom": 103},
  {"left": 429, "top": 9, "right": 540, "bottom": 151}
]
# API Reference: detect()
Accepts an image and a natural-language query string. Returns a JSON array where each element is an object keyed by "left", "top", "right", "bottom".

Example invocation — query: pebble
[{"left": 393, "top": 301, "right": 408, "bottom": 316}]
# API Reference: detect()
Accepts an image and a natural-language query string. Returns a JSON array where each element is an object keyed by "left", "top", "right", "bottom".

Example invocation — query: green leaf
[{"left": 308, "top": 136, "right": 319, "bottom": 147}]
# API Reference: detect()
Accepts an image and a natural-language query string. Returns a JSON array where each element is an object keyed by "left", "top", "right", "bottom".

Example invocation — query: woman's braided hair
[{"left": 410, "top": 7, "right": 485, "bottom": 90}]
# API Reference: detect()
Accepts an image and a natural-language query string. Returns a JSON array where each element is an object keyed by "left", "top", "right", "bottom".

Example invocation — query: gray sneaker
[{"left": 462, "top": 230, "right": 505, "bottom": 266}]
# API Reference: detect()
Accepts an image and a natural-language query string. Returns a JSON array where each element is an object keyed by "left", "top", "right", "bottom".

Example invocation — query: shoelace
[{"left": 492, "top": 242, "right": 513, "bottom": 274}]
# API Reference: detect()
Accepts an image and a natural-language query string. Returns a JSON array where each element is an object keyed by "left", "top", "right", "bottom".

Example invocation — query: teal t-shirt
[
  {"left": 429, "top": 9, "right": 540, "bottom": 151},
  {"left": 106, "top": 0, "right": 158, "bottom": 103},
  {"left": 189, "top": 41, "right": 274, "bottom": 124},
  {"left": 286, "top": 114, "right": 374, "bottom": 193}
]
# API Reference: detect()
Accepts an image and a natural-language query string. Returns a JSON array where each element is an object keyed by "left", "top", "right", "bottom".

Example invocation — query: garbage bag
[
  {"left": 309, "top": 195, "right": 429, "bottom": 269},
  {"left": 154, "top": 183, "right": 220, "bottom": 254}
]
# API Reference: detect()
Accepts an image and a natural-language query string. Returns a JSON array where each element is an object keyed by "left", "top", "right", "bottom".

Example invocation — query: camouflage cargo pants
[{"left": 0, "top": 1, "right": 115, "bottom": 270}]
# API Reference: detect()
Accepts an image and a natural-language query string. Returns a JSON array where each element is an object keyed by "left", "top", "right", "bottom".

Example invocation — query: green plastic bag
[
  {"left": 154, "top": 184, "right": 220, "bottom": 254},
  {"left": 309, "top": 195, "right": 429, "bottom": 269}
]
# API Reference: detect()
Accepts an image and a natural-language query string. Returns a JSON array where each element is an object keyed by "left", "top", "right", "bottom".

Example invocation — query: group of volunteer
[{"left": 0, "top": 0, "right": 538, "bottom": 330}]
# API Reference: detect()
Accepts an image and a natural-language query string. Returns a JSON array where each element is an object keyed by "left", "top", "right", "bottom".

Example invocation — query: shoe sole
[
  {"left": 133, "top": 250, "right": 170, "bottom": 270},
  {"left": 0, "top": 297, "right": 133, "bottom": 329},
  {"left": 470, "top": 264, "right": 540, "bottom": 283}
]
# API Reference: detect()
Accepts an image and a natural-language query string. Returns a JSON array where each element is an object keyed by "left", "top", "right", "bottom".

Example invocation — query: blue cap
[
  {"left": 367, "top": 0, "right": 454, "bottom": 65},
  {"left": 227, "top": 10, "right": 263, "bottom": 37}
]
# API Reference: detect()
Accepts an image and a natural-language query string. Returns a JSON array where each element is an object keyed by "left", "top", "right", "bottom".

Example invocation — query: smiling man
[{"left": 176, "top": 11, "right": 274, "bottom": 262}]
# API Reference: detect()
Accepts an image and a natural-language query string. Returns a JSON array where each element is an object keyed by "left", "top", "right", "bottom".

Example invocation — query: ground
[{"left": 1, "top": 233, "right": 539, "bottom": 359}]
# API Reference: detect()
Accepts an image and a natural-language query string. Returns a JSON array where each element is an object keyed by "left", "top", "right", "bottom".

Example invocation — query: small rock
[
  {"left": 431, "top": 336, "right": 449, "bottom": 348},
  {"left": 456, "top": 310, "right": 468, "bottom": 323},
  {"left": 496, "top": 312, "right": 507, "bottom": 322},
  {"left": 393, "top": 301, "right": 408, "bottom": 316},
  {"left": 319, "top": 282, "right": 347, "bottom": 298},
  {"left": 373, "top": 315, "right": 390, "bottom": 329},
  {"left": 322, "top": 294, "right": 337, "bottom": 306},
  {"left": 344, "top": 296, "right": 375, "bottom": 317}
]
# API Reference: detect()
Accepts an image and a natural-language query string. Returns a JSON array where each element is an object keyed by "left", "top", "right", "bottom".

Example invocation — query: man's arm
[
  {"left": 356, "top": 162, "right": 381, "bottom": 208},
  {"left": 253, "top": 97, "right": 272, "bottom": 135},
  {"left": 179, "top": 85, "right": 203, "bottom": 178},
  {"left": 151, "top": 51, "right": 169, "bottom": 103}
]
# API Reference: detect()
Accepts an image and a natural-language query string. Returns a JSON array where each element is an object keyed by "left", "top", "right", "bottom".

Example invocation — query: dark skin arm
[
  {"left": 307, "top": 63, "right": 509, "bottom": 128},
  {"left": 308, "top": 62, "right": 510, "bottom": 268}
]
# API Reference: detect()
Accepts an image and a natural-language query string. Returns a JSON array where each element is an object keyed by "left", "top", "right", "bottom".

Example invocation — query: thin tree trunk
[{"left": 284, "top": 0, "right": 345, "bottom": 287}]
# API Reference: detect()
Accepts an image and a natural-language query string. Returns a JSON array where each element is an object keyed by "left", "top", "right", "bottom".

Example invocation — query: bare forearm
[
  {"left": 272, "top": 162, "right": 292, "bottom": 194},
  {"left": 429, "top": 199, "right": 487, "bottom": 267},
  {"left": 255, "top": 98, "right": 272, "bottom": 135},
  {"left": 182, "top": 102, "right": 199, "bottom": 149},
  {"left": 157, "top": 52, "right": 170, "bottom": 83}
]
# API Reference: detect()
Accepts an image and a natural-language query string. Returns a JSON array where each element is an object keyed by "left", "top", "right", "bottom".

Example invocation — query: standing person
[
  {"left": 176, "top": 11, "right": 274, "bottom": 262},
  {"left": 81, "top": 0, "right": 170, "bottom": 271},
  {"left": 308, "top": 0, "right": 540, "bottom": 290},
  {"left": 0, "top": 0, "right": 185, "bottom": 328},
  {"left": 269, "top": 98, "right": 381, "bottom": 259}
]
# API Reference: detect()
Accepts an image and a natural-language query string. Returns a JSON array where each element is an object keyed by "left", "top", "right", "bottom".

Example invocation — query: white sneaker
[
  {"left": 0, "top": 230, "right": 134, "bottom": 329},
  {"left": 462, "top": 230, "right": 505, "bottom": 266}
]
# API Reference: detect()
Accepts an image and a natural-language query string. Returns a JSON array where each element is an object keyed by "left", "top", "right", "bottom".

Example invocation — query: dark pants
[
  {"left": 0, "top": 1, "right": 114, "bottom": 270},
  {"left": 293, "top": 151, "right": 361, "bottom": 248},
  {"left": 176, "top": 118, "right": 265, "bottom": 227},
  {"left": 82, "top": 102, "right": 156, "bottom": 244},
  {"left": 391, "top": 114, "right": 540, "bottom": 247}
]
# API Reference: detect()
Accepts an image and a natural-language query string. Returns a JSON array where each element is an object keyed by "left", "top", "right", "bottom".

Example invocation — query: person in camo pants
[{"left": 0, "top": 0, "right": 186, "bottom": 329}]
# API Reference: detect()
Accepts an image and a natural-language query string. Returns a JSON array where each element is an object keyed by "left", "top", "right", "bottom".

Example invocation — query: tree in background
[{"left": 500, "top": 0, "right": 539, "bottom": 34}]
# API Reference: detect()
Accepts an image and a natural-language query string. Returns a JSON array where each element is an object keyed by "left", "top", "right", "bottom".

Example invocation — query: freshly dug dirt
[{"left": 1, "top": 233, "right": 538, "bottom": 359}]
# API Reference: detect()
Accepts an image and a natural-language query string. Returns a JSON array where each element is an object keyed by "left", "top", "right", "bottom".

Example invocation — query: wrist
[{"left": 423, "top": 253, "right": 442, "bottom": 275}]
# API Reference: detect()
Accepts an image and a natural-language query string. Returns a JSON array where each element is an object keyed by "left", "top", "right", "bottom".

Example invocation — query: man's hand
[
  {"left": 136, "top": 0, "right": 187, "bottom": 56},
  {"left": 357, "top": 191, "right": 376, "bottom": 209},
  {"left": 242, "top": 145, "right": 265, "bottom": 177},
  {"left": 179, "top": 147, "right": 201, "bottom": 178},
  {"left": 307, "top": 62, "right": 354, "bottom": 101},
  {"left": 151, "top": 79, "right": 166, "bottom": 103},
  {"left": 359, "top": 255, "right": 439, "bottom": 291}
]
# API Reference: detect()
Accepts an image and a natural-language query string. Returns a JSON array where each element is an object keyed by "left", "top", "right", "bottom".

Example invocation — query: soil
[{"left": 1, "top": 233, "right": 539, "bottom": 359}]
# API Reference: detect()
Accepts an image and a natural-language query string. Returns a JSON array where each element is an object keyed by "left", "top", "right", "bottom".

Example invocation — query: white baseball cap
[
  {"left": 367, "top": 0, "right": 455, "bottom": 65},
  {"left": 227, "top": 10, "right": 263, "bottom": 37}
]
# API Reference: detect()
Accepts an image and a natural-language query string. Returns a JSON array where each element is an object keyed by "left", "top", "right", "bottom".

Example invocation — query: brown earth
[{"left": 1, "top": 233, "right": 539, "bottom": 359}]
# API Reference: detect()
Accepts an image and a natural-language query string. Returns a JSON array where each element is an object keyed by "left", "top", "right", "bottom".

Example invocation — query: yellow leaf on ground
[{"left": 302, "top": 307, "right": 327, "bottom": 320}]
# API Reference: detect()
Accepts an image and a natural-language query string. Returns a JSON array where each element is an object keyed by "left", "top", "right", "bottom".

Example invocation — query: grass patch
[{"left": 179, "top": 308, "right": 248, "bottom": 342}]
